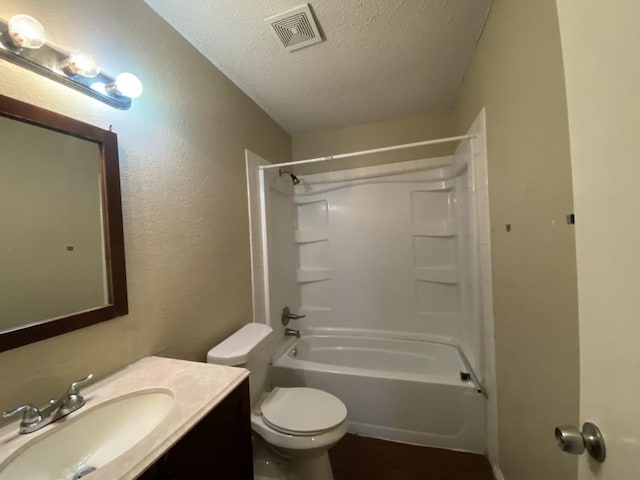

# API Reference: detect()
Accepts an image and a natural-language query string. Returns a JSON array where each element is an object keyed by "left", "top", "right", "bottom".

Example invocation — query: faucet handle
[
  {"left": 281, "top": 306, "right": 306, "bottom": 325},
  {"left": 63, "top": 373, "right": 93, "bottom": 410},
  {"left": 2, "top": 403, "right": 42, "bottom": 427},
  {"left": 67, "top": 373, "right": 94, "bottom": 395}
]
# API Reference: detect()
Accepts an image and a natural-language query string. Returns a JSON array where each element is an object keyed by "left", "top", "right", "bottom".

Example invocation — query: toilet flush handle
[{"left": 281, "top": 306, "right": 306, "bottom": 326}]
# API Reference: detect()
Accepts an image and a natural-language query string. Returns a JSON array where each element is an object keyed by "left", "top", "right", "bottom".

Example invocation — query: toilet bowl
[{"left": 207, "top": 323, "right": 348, "bottom": 480}]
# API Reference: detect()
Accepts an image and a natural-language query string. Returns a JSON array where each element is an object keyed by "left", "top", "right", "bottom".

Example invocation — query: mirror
[{"left": 0, "top": 95, "right": 128, "bottom": 352}]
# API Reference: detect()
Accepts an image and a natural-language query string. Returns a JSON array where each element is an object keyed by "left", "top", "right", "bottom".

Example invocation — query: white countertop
[{"left": 0, "top": 356, "right": 249, "bottom": 479}]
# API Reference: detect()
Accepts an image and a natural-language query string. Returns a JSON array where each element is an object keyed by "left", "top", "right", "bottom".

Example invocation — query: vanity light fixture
[{"left": 0, "top": 14, "right": 142, "bottom": 109}]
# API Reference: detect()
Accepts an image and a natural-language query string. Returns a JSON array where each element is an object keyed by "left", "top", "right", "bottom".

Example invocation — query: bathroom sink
[{"left": 0, "top": 389, "right": 174, "bottom": 480}]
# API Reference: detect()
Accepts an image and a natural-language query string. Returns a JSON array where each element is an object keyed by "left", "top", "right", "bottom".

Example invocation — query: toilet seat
[
  {"left": 260, "top": 387, "right": 347, "bottom": 436},
  {"left": 251, "top": 413, "right": 348, "bottom": 454}
]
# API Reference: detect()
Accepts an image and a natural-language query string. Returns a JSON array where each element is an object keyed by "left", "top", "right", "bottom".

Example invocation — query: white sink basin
[{"left": 0, "top": 389, "right": 174, "bottom": 480}]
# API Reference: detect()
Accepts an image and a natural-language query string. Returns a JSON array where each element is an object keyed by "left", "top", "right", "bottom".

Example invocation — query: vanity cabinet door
[{"left": 139, "top": 378, "right": 253, "bottom": 479}]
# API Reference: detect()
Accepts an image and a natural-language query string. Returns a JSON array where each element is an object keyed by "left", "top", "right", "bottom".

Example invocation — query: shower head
[{"left": 279, "top": 169, "right": 301, "bottom": 185}]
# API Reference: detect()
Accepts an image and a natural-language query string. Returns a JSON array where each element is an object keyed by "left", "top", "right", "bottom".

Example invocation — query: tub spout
[{"left": 284, "top": 328, "right": 301, "bottom": 339}]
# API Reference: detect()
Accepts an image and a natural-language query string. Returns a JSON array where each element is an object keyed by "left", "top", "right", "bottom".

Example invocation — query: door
[{"left": 557, "top": 1, "right": 640, "bottom": 477}]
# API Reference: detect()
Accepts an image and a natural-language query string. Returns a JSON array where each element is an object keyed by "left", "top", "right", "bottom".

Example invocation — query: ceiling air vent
[{"left": 265, "top": 4, "right": 323, "bottom": 52}]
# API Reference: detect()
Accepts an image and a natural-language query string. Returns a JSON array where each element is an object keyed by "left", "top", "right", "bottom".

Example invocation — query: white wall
[
  {"left": 556, "top": 1, "right": 640, "bottom": 478},
  {"left": 261, "top": 168, "right": 300, "bottom": 357},
  {"left": 453, "top": 140, "right": 478, "bottom": 368},
  {"left": 464, "top": 109, "right": 498, "bottom": 468},
  {"left": 246, "top": 150, "right": 270, "bottom": 326},
  {"left": 290, "top": 156, "right": 485, "bottom": 348}
]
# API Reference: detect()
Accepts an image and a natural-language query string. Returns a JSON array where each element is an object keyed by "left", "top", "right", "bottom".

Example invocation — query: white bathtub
[{"left": 271, "top": 334, "right": 485, "bottom": 452}]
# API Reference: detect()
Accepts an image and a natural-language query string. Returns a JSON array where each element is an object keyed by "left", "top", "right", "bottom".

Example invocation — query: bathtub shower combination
[{"left": 247, "top": 112, "right": 493, "bottom": 455}]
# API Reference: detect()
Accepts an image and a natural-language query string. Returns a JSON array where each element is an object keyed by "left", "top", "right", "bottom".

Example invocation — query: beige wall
[
  {"left": 0, "top": 117, "right": 106, "bottom": 329},
  {"left": 556, "top": 1, "right": 640, "bottom": 478},
  {"left": 0, "top": 0, "right": 290, "bottom": 415},
  {"left": 453, "top": 0, "right": 579, "bottom": 478},
  {"left": 292, "top": 110, "right": 455, "bottom": 174}
]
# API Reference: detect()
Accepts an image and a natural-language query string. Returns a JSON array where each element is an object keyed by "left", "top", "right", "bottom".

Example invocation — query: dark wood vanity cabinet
[{"left": 138, "top": 378, "right": 253, "bottom": 480}]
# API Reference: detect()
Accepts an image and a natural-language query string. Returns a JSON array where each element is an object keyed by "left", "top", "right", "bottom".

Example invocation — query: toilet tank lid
[{"left": 207, "top": 323, "right": 273, "bottom": 366}]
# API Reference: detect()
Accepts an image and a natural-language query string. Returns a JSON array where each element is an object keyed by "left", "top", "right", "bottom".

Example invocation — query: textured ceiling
[{"left": 144, "top": 0, "right": 492, "bottom": 134}]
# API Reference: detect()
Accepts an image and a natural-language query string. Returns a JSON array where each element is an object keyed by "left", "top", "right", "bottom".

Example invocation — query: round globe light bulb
[
  {"left": 66, "top": 52, "right": 100, "bottom": 78},
  {"left": 8, "top": 14, "right": 45, "bottom": 49},
  {"left": 114, "top": 73, "right": 143, "bottom": 99}
]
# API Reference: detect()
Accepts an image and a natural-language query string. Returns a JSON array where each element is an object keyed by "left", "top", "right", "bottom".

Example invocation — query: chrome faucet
[
  {"left": 284, "top": 328, "right": 301, "bottom": 339},
  {"left": 2, "top": 373, "right": 93, "bottom": 434}
]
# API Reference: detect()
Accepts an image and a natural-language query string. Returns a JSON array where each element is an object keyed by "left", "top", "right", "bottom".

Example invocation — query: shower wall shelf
[
  {"left": 296, "top": 268, "right": 331, "bottom": 283},
  {"left": 412, "top": 221, "right": 457, "bottom": 237},
  {"left": 295, "top": 230, "right": 329, "bottom": 243},
  {"left": 417, "top": 180, "right": 455, "bottom": 192},
  {"left": 417, "top": 312, "right": 461, "bottom": 322},
  {"left": 294, "top": 195, "right": 328, "bottom": 205},
  {"left": 414, "top": 267, "right": 459, "bottom": 284}
]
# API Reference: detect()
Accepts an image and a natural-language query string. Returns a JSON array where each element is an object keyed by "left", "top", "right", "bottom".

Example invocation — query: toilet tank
[{"left": 207, "top": 323, "right": 273, "bottom": 406}]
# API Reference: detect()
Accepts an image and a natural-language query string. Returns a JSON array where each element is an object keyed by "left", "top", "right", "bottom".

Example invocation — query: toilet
[{"left": 207, "top": 323, "right": 348, "bottom": 480}]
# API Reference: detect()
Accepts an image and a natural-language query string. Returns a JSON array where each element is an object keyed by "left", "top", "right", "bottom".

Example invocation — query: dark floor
[{"left": 330, "top": 434, "right": 494, "bottom": 480}]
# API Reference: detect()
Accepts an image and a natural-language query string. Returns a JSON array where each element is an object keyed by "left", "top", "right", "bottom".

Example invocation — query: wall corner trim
[{"left": 492, "top": 463, "right": 505, "bottom": 480}]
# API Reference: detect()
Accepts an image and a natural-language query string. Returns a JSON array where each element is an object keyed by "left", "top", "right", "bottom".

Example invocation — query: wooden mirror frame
[{"left": 0, "top": 95, "right": 128, "bottom": 352}]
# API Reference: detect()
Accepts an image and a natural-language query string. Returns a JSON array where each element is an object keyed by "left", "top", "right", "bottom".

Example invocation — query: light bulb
[
  {"left": 65, "top": 52, "right": 100, "bottom": 78},
  {"left": 114, "top": 73, "right": 143, "bottom": 98},
  {"left": 8, "top": 14, "right": 45, "bottom": 49}
]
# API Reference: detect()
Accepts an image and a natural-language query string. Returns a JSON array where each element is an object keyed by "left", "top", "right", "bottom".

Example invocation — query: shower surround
[{"left": 247, "top": 111, "right": 495, "bottom": 453}]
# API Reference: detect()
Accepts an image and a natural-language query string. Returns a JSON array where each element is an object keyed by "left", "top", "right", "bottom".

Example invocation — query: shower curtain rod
[{"left": 260, "top": 134, "right": 475, "bottom": 170}]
